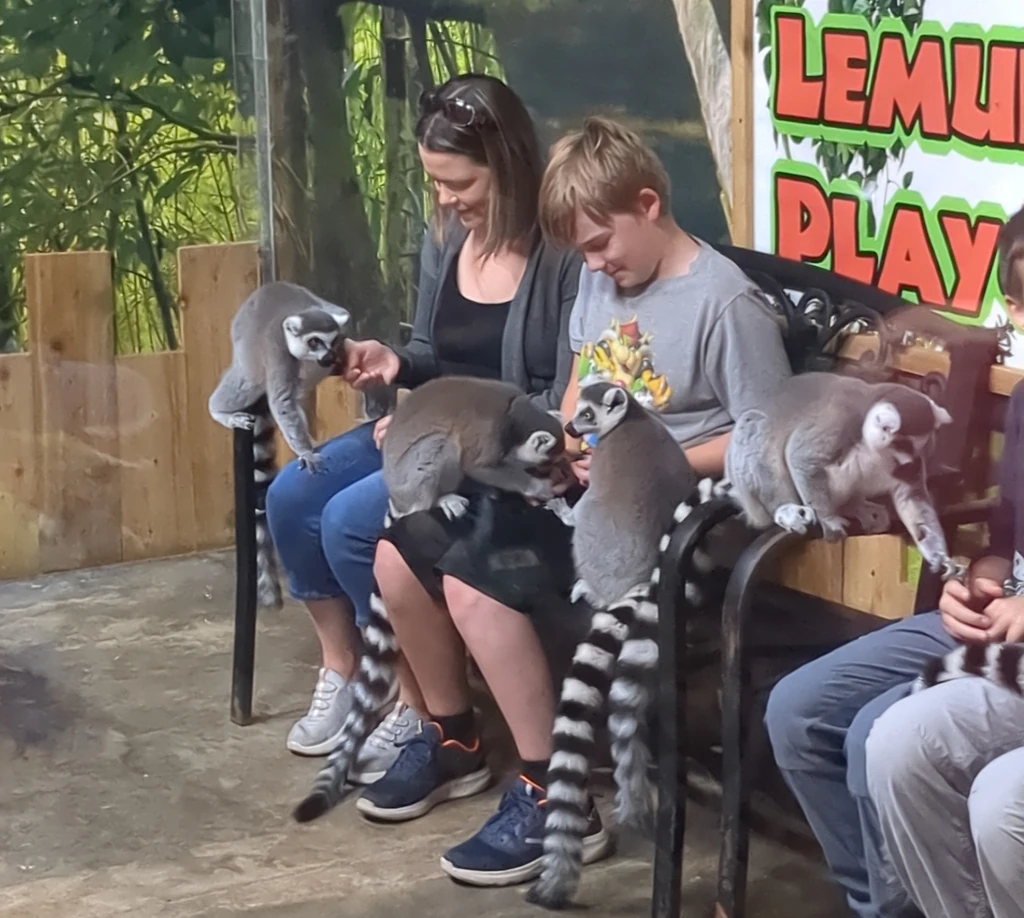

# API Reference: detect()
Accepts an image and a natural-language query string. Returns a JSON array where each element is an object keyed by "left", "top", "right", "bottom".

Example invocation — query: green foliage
[
  {"left": 0, "top": 0, "right": 256, "bottom": 353},
  {"left": 0, "top": 0, "right": 504, "bottom": 352}
]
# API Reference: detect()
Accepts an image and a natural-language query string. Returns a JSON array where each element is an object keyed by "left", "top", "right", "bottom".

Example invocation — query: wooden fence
[{"left": 0, "top": 242, "right": 359, "bottom": 581}]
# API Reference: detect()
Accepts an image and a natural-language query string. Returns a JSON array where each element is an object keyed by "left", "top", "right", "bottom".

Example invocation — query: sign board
[{"left": 751, "top": 0, "right": 1024, "bottom": 367}]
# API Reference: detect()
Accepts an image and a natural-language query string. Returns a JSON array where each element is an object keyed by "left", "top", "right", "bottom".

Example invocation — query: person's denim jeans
[
  {"left": 764, "top": 611, "right": 956, "bottom": 918},
  {"left": 265, "top": 420, "right": 387, "bottom": 626}
]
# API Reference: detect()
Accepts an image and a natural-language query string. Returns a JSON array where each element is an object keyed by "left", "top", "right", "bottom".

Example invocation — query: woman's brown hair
[{"left": 416, "top": 73, "right": 542, "bottom": 257}]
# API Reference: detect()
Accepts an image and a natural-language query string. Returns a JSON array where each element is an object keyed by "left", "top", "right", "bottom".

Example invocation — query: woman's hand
[
  {"left": 343, "top": 339, "right": 401, "bottom": 389},
  {"left": 372, "top": 415, "right": 392, "bottom": 449}
]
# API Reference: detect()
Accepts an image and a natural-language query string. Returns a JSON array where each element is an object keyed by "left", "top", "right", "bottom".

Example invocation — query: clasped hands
[{"left": 940, "top": 574, "right": 1024, "bottom": 644}]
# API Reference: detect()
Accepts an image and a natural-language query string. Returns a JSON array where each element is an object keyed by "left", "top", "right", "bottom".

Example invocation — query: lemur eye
[{"left": 307, "top": 336, "right": 323, "bottom": 350}]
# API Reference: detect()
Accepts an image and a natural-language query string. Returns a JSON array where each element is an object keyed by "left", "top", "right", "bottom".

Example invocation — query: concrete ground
[{"left": 0, "top": 552, "right": 847, "bottom": 918}]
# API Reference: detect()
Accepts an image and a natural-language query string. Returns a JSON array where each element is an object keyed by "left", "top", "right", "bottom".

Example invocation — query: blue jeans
[
  {"left": 265, "top": 421, "right": 387, "bottom": 626},
  {"left": 764, "top": 611, "right": 957, "bottom": 918}
]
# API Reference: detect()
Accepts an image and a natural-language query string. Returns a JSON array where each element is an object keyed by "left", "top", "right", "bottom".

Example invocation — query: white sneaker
[
  {"left": 286, "top": 667, "right": 356, "bottom": 756},
  {"left": 349, "top": 701, "right": 424, "bottom": 785}
]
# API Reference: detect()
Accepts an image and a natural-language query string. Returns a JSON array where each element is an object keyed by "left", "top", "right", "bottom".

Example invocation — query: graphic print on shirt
[{"left": 578, "top": 315, "right": 673, "bottom": 410}]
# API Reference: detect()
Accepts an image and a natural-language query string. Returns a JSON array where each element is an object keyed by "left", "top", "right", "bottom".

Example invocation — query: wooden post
[
  {"left": 27, "top": 251, "right": 122, "bottom": 572},
  {"left": 180, "top": 242, "right": 260, "bottom": 550},
  {"left": 0, "top": 353, "right": 39, "bottom": 578}
]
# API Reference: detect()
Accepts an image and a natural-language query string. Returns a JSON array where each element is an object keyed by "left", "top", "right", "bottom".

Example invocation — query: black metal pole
[{"left": 231, "top": 424, "right": 258, "bottom": 725}]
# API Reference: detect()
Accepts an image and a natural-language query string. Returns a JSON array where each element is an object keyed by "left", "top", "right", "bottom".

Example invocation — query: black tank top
[{"left": 433, "top": 257, "right": 511, "bottom": 379}]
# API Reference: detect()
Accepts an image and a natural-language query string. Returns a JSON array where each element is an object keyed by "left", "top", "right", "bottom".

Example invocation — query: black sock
[
  {"left": 433, "top": 709, "right": 477, "bottom": 746},
  {"left": 521, "top": 758, "right": 551, "bottom": 788}
]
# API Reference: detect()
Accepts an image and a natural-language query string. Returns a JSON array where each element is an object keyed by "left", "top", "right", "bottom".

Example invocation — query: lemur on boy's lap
[{"left": 291, "top": 376, "right": 568, "bottom": 824}]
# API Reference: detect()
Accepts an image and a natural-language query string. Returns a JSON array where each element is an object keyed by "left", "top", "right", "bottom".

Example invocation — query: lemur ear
[
  {"left": 547, "top": 408, "right": 564, "bottom": 421},
  {"left": 282, "top": 315, "right": 302, "bottom": 338},
  {"left": 602, "top": 386, "right": 627, "bottom": 409}
]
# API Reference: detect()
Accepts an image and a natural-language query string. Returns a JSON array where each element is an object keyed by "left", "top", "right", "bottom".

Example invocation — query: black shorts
[{"left": 382, "top": 488, "right": 576, "bottom": 616}]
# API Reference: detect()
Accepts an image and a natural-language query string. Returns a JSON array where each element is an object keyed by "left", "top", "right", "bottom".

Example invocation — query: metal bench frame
[{"left": 650, "top": 246, "right": 1004, "bottom": 918}]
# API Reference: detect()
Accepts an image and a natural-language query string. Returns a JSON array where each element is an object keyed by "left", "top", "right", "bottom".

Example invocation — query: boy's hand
[
  {"left": 570, "top": 453, "right": 591, "bottom": 487},
  {"left": 939, "top": 577, "right": 993, "bottom": 643}
]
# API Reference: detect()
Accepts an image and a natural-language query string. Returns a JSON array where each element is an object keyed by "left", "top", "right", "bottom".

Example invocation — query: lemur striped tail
[
  {"left": 526, "top": 593, "right": 639, "bottom": 909},
  {"left": 912, "top": 642, "right": 1024, "bottom": 695},
  {"left": 251, "top": 397, "right": 283, "bottom": 610},
  {"left": 292, "top": 507, "right": 401, "bottom": 823},
  {"left": 528, "top": 484, "right": 713, "bottom": 910},
  {"left": 607, "top": 497, "right": 701, "bottom": 831}
]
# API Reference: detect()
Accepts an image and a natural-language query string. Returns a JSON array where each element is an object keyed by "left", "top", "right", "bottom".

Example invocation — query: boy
[
  {"left": 360, "top": 115, "right": 792, "bottom": 889},
  {"left": 765, "top": 205, "right": 1024, "bottom": 918},
  {"left": 540, "top": 116, "right": 793, "bottom": 479}
]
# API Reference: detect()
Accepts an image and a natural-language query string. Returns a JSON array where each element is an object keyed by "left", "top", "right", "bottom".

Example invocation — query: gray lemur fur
[
  {"left": 528, "top": 382, "right": 712, "bottom": 911},
  {"left": 723, "top": 371, "right": 957, "bottom": 576},
  {"left": 208, "top": 280, "right": 351, "bottom": 472},
  {"left": 208, "top": 281, "right": 351, "bottom": 608},
  {"left": 381, "top": 375, "right": 567, "bottom": 521},
  {"left": 292, "top": 375, "right": 566, "bottom": 825}
]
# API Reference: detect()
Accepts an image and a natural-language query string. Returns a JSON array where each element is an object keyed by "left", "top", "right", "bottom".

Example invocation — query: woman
[
  {"left": 265, "top": 73, "right": 582, "bottom": 789},
  {"left": 351, "top": 81, "right": 614, "bottom": 888}
]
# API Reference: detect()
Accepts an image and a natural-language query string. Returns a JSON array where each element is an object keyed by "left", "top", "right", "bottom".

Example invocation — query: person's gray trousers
[{"left": 866, "top": 676, "right": 1024, "bottom": 918}]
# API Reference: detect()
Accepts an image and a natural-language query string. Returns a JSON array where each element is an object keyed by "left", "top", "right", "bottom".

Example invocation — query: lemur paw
[
  {"left": 226, "top": 412, "right": 255, "bottom": 430},
  {"left": 298, "top": 451, "right": 324, "bottom": 473},
  {"left": 916, "top": 528, "right": 952, "bottom": 575},
  {"left": 774, "top": 503, "right": 816, "bottom": 534},
  {"left": 934, "top": 553, "right": 967, "bottom": 582},
  {"left": 570, "top": 579, "right": 593, "bottom": 604},
  {"left": 852, "top": 503, "right": 890, "bottom": 534},
  {"left": 711, "top": 477, "right": 734, "bottom": 501},
  {"left": 819, "top": 515, "right": 849, "bottom": 542},
  {"left": 437, "top": 493, "right": 469, "bottom": 521}
]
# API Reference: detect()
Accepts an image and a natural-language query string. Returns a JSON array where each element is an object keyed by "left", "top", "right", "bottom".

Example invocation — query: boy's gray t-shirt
[{"left": 568, "top": 239, "right": 792, "bottom": 447}]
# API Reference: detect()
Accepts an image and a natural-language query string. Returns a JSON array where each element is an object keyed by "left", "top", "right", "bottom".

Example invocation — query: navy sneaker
[
  {"left": 440, "top": 775, "right": 613, "bottom": 887},
  {"left": 355, "top": 722, "right": 491, "bottom": 822}
]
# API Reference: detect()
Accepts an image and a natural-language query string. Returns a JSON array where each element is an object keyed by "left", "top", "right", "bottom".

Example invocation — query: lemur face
[
  {"left": 565, "top": 382, "right": 629, "bottom": 439},
  {"left": 283, "top": 307, "right": 350, "bottom": 367},
  {"left": 863, "top": 392, "right": 952, "bottom": 466}
]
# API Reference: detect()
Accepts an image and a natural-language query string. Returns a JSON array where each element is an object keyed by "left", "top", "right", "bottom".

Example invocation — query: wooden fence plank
[
  {"left": 313, "top": 379, "right": 360, "bottom": 445},
  {"left": 0, "top": 354, "right": 39, "bottom": 578},
  {"left": 180, "top": 242, "right": 259, "bottom": 550},
  {"left": 27, "top": 252, "right": 122, "bottom": 572},
  {"left": 117, "top": 352, "right": 197, "bottom": 561}
]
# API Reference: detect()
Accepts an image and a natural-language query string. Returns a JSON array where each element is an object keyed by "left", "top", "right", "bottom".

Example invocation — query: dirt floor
[{"left": 0, "top": 552, "right": 848, "bottom": 918}]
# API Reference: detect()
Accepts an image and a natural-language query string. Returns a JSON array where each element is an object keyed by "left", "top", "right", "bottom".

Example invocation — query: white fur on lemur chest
[{"left": 826, "top": 441, "right": 897, "bottom": 505}]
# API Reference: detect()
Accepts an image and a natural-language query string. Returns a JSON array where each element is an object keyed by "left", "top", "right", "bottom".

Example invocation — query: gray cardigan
[{"left": 394, "top": 221, "right": 583, "bottom": 412}]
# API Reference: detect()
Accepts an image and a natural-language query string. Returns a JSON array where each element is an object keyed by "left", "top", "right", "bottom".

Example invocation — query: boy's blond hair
[{"left": 539, "top": 115, "right": 672, "bottom": 248}]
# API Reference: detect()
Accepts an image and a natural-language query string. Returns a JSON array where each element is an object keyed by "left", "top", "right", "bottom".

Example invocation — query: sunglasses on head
[{"left": 418, "top": 89, "right": 488, "bottom": 128}]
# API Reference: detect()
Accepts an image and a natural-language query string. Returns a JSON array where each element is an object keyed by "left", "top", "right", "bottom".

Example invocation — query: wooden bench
[{"left": 650, "top": 245, "right": 1018, "bottom": 918}]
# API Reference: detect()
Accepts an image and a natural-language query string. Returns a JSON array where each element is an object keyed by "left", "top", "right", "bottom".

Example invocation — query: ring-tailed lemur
[
  {"left": 209, "top": 281, "right": 352, "bottom": 609},
  {"left": 721, "top": 371, "right": 962, "bottom": 579},
  {"left": 527, "top": 382, "right": 718, "bottom": 911},
  {"left": 912, "top": 556, "right": 1024, "bottom": 694},
  {"left": 291, "top": 376, "right": 567, "bottom": 823}
]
